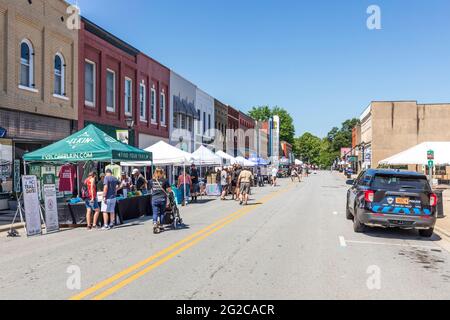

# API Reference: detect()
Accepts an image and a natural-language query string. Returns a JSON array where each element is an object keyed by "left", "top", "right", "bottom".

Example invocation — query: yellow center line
[{"left": 69, "top": 183, "right": 294, "bottom": 300}]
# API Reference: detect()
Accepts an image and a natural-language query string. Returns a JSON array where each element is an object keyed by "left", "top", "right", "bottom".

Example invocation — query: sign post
[
  {"left": 427, "top": 150, "right": 434, "bottom": 183},
  {"left": 22, "top": 175, "right": 42, "bottom": 237},
  {"left": 43, "top": 174, "right": 59, "bottom": 233}
]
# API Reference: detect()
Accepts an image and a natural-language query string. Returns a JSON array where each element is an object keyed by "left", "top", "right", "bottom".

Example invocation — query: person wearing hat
[{"left": 132, "top": 169, "right": 148, "bottom": 194}]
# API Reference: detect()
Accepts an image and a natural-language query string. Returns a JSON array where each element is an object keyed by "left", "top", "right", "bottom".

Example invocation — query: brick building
[
  {"left": 227, "top": 106, "right": 239, "bottom": 157},
  {"left": 78, "top": 17, "right": 170, "bottom": 148},
  {"left": 239, "top": 111, "right": 255, "bottom": 158},
  {"left": 0, "top": 0, "right": 78, "bottom": 190}
]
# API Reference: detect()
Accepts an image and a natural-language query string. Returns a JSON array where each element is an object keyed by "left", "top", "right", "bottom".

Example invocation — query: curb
[
  {"left": 0, "top": 223, "right": 25, "bottom": 234},
  {"left": 435, "top": 225, "right": 450, "bottom": 239}
]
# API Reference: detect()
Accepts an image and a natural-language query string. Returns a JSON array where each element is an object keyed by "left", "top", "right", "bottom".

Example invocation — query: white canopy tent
[
  {"left": 192, "top": 146, "right": 222, "bottom": 165},
  {"left": 379, "top": 142, "right": 450, "bottom": 166},
  {"left": 295, "top": 159, "right": 303, "bottom": 165},
  {"left": 121, "top": 140, "right": 193, "bottom": 166},
  {"left": 215, "top": 150, "right": 237, "bottom": 165},
  {"left": 235, "top": 156, "right": 257, "bottom": 167}
]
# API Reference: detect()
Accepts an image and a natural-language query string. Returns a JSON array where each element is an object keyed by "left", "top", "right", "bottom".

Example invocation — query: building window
[
  {"left": 197, "top": 110, "right": 201, "bottom": 134},
  {"left": 106, "top": 69, "right": 116, "bottom": 112},
  {"left": 181, "top": 114, "right": 186, "bottom": 129},
  {"left": 20, "top": 40, "right": 34, "bottom": 88},
  {"left": 203, "top": 112, "right": 206, "bottom": 134},
  {"left": 140, "top": 83, "right": 147, "bottom": 121},
  {"left": 124, "top": 78, "right": 132, "bottom": 115},
  {"left": 173, "top": 113, "right": 178, "bottom": 129},
  {"left": 84, "top": 60, "right": 96, "bottom": 107},
  {"left": 151, "top": 88, "right": 156, "bottom": 123},
  {"left": 54, "top": 53, "right": 65, "bottom": 96},
  {"left": 160, "top": 92, "right": 166, "bottom": 125},
  {"left": 208, "top": 114, "right": 211, "bottom": 132}
]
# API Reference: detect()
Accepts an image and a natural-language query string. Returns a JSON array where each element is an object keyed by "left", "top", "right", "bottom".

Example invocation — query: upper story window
[
  {"left": 84, "top": 60, "right": 96, "bottom": 107},
  {"left": 20, "top": 40, "right": 34, "bottom": 89},
  {"left": 140, "top": 83, "right": 147, "bottom": 121},
  {"left": 106, "top": 69, "right": 116, "bottom": 112},
  {"left": 54, "top": 53, "right": 65, "bottom": 96},
  {"left": 124, "top": 78, "right": 132, "bottom": 116},
  {"left": 160, "top": 92, "right": 166, "bottom": 126},
  {"left": 150, "top": 88, "right": 156, "bottom": 123},
  {"left": 197, "top": 109, "right": 201, "bottom": 134}
]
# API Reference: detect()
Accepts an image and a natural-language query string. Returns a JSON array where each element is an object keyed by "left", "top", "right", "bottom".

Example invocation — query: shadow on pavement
[{"left": 362, "top": 227, "right": 442, "bottom": 242}]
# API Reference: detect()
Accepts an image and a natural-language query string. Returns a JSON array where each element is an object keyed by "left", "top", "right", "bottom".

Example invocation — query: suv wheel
[
  {"left": 346, "top": 197, "right": 354, "bottom": 220},
  {"left": 353, "top": 208, "right": 366, "bottom": 233},
  {"left": 419, "top": 228, "right": 434, "bottom": 238}
]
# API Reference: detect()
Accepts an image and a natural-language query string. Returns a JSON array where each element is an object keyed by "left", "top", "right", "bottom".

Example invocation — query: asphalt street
[{"left": 1, "top": 171, "right": 450, "bottom": 300}]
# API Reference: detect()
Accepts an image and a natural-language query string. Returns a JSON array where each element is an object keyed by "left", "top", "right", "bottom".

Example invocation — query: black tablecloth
[
  {"left": 66, "top": 195, "right": 152, "bottom": 226},
  {"left": 116, "top": 195, "right": 152, "bottom": 224}
]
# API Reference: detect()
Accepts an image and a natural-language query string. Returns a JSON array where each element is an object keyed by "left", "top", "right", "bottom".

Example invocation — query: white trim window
[
  {"left": 84, "top": 60, "right": 96, "bottom": 107},
  {"left": 106, "top": 69, "right": 116, "bottom": 112},
  {"left": 150, "top": 88, "right": 156, "bottom": 123},
  {"left": 160, "top": 91, "right": 166, "bottom": 126},
  {"left": 124, "top": 78, "right": 132, "bottom": 116},
  {"left": 54, "top": 53, "right": 65, "bottom": 96},
  {"left": 20, "top": 39, "right": 34, "bottom": 88},
  {"left": 140, "top": 83, "right": 147, "bottom": 121}
]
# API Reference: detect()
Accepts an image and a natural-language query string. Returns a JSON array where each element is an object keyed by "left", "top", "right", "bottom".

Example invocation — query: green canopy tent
[{"left": 23, "top": 124, "right": 152, "bottom": 163}]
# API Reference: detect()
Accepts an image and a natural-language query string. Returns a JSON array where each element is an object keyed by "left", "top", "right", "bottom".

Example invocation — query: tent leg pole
[
  {"left": 23, "top": 161, "right": 27, "bottom": 176},
  {"left": 184, "top": 164, "right": 186, "bottom": 206}
]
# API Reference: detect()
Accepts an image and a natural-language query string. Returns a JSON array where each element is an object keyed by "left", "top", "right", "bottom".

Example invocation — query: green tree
[
  {"left": 294, "top": 132, "right": 322, "bottom": 164},
  {"left": 249, "top": 105, "right": 296, "bottom": 144}
]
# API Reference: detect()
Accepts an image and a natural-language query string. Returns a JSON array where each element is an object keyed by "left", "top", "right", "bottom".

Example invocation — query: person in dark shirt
[
  {"left": 101, "top": 169, "right": 119, "bottom": 230},
  {"left": 132, "top": 169, "right": 148, "bottom": 194},
  {"left": 149, "top": 168, "right": 171, "bottom": 234},
  {"left": 190, "top": 164, "right": 199, "bottom": 203}
]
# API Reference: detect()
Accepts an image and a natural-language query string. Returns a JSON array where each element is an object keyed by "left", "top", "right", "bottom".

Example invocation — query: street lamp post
[{"left": 125, "top": 117, "right": 135, "bottom": 146}]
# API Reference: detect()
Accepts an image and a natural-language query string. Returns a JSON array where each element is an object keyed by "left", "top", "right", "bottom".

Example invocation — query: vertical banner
[
  {"left": 22, "top": 175, "right": 42, "bottom": 237},
  {"left": 43, "top": 183, "right": 59, "bottom": 233},
  {"left": 272, "top": 115, "right": 280, "bottom": 166}
]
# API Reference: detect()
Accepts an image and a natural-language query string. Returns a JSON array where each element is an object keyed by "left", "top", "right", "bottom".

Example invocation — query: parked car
[{"left": 346, "top": 169, "right": 437, "bottom": 237}]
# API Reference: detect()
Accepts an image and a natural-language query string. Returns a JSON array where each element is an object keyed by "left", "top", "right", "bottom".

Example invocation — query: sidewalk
[{"left": 436, "top": 190, "right": 450, "bottom": 237}]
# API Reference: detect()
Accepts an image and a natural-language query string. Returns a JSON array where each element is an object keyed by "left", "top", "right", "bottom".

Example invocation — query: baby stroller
[{"left": 163, "top": 191, "right": 184, "bottom": 230}]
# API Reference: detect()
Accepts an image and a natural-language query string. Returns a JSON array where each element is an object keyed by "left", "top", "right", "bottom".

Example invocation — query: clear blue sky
[{"left": 69, "top": 0, "right": 450, "bottom": 138}]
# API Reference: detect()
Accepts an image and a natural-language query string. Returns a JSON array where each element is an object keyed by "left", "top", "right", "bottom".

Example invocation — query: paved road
[{"left": 1, "top": 172, "right": 450, "bottom": 300}]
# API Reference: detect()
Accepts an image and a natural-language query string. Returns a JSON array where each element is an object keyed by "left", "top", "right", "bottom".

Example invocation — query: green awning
[{"left": 23, "top": 124, "right": 152, "bottom": 163}]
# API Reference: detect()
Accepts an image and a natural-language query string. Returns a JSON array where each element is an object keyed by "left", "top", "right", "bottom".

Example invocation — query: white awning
[
  {"left": 215, "top": 150, "right": 237, "bottom": 165},
  {"left": 121, "top": 140, "right": 193, "bottom": 166},
  {"left": 379, "top": 142, "right": 450, "bottom": 166},
  {"left": 235, "top": 156, "right": 256, "bottom": 167},
  {"left": 192, "top": 145, "right": 222, "bottom": 165}
]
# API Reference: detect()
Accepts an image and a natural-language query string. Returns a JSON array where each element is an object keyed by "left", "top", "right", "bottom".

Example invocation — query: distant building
[
  {"left": 195, "top": 88, "right": 215, "bottom": 150},
  {"left": 170, "top": 71, "right": 198, "bottom": 152},
  {"left": 227, "top": 106, "right": 239, "bottom": 157},
  {"left": 214, "top": 99, "right": 228, "bottom": 152},
  {"left": 239, "top": 111, "right": 256, "bottom": 158},
  {"left": 359, "top": 101, "right": 450, "bottom": 171}
]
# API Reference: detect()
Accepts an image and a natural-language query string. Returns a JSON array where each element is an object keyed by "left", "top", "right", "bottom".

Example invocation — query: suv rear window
[{"left": 371, "top": 174, "right": 431, "bottom": 191}]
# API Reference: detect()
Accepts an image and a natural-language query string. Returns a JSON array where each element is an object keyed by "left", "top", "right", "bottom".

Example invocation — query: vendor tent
[
  {"left": 192, "top": 146, "right": 222, "bottom": 165},
  {"left": 295, "top": 159, "right": 303, "bottom": 165},
  {"left": 215, "top": 151, "right": 237, "bottom": 165},
  {"left": 235, "top": 156, "right": 256, "bottom": 167},
  {"left": 379, "top": 142, "right": 450, "bottom": 166},
  {"left": 122, "top": 140, "right": 193, "bottom": 166},
  {"left": 23, "top": 124, "right": 152, "bottom": 163},
  {"left": 249, "top": 156, "right": 269, "bottom": 166}
]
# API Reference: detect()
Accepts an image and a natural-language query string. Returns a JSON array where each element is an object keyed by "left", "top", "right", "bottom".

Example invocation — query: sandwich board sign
[
  {"left": 22, "top": 175, "right": 42, "bottom": 237},
  {"left": 43, "top": 174, "right": 59, "bottom": 233}
]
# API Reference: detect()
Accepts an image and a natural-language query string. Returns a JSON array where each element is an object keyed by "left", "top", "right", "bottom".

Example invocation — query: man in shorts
[
  {"left": 238, "top": 168, "right": 253, "bottom": 206},
  {"left": 101, "top": 169, "right": 119, "bottom": 230}
]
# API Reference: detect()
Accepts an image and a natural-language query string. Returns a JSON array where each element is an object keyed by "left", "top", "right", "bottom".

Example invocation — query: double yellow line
[{"left": 70, "top": 184, "right": 293, "bottom": 300}]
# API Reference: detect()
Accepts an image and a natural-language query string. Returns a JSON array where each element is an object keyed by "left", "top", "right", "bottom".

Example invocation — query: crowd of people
[{"left": 82, "top": 162, "right": 316, "bottom": 233}]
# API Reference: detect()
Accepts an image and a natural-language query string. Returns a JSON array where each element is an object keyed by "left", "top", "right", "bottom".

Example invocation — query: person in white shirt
[{"left": 271, "top": 166, "right": 278, "bottom": 187}]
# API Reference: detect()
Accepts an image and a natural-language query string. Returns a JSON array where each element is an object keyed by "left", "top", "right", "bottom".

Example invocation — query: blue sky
[{"left": 69, "top": 0, "right": 450, "bottom": 137}]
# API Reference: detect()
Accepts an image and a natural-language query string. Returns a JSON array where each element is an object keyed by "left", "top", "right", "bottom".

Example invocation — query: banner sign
[
  {"left": 43, "top": 184, "right": 59, "bottom": 233},
  {"left": 22, "top": 176, "right": 42, "bottom": 237}
]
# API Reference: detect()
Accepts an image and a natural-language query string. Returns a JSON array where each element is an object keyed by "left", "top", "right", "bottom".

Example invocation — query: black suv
[{"left": 346, "top": 169, "right": 437, "bottom": 237}]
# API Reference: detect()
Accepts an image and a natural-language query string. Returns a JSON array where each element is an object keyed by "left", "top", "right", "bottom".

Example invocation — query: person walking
[
  {"left": 233, "top": 165, "right": 242, "bottom": 201},
  {"left": 271, "top": 166, "right": 278, "bottom": 187},
  {"left": 149, "top": 168, "right": 171, "bottom": 234},
  {"left": 190, "top": 164, "right": 200, "bottom": 203},
  {"left": 84, "top": 171, "right": 100, "bottom": 230},
  {"left": 290, "top": 167, "right": 299, "bottom": 182},
  {"left": 101, "top": 169, "right": 119, "bottom": 230},
  {"left": 238, "top": 168, "right": 253, "bottom": 205},
  {"left": 220, "top": 167, "right": 229, "bottom": 200},
  {"left": 177, "top": 169, "right": 192, "bottom": 206}
]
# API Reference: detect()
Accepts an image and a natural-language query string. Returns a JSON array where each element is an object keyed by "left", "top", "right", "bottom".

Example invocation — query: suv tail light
[
  {"left": 430, "top": 193, "right": 438, "bottom": 207},
  {"left": 365, "top": 190, "right": 375, "bottom": 203}
]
